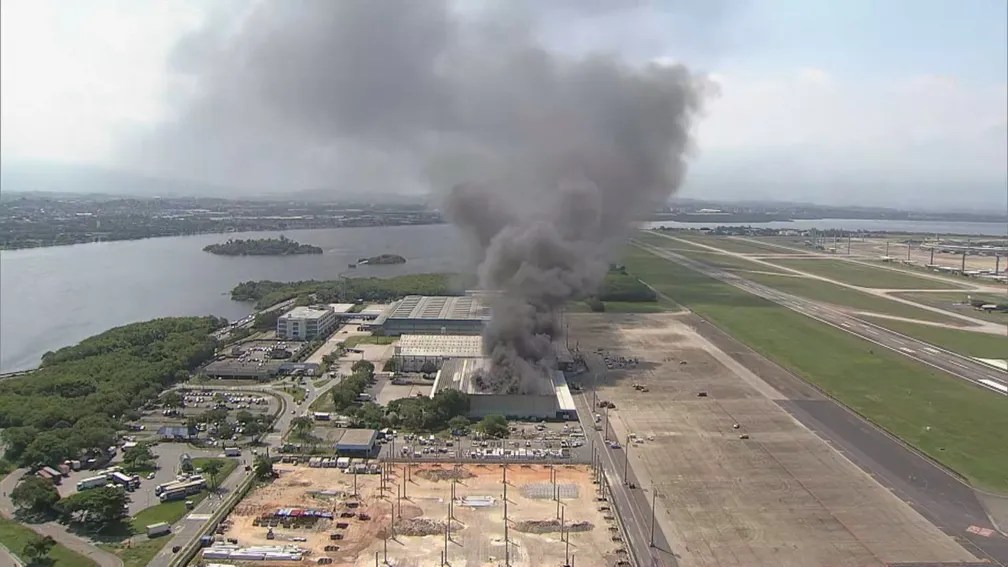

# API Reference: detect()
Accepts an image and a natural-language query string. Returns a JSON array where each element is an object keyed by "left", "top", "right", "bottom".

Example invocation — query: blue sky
[{"left": 1, "top": 0, "right": 1005, "bottom": 208}]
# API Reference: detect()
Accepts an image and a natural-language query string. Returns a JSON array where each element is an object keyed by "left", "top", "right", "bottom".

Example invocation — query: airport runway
[{"left": 632, "top": 240, "right": 1008, "bottom": 396}]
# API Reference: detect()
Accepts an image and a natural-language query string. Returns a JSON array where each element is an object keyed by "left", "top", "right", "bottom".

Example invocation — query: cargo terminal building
[
  {"left": 431, "top": 357, "right": 577, "bottom": 420},
  {"left": 377, "top": 295, "right": 490, "bottom": 336}
]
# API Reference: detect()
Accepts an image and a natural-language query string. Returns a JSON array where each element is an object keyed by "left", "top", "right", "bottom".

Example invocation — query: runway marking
[
  {"left": 923, "top": 347, "right": 939, "bottom": 355},
  {"left": 966, "top": 525, "right": 995, "bottom": 537},
  {"left": 840, "top": 322, "right": 850, "bottom": 328},
  {"left": 899, "top": 347, "right": 916, "bottom": 354},
  {"left": 978, "top": 379, "right": 1008, "bottom": 394},
  {"left": 949, "top": 361, "right": 968, "bottom": 369}
]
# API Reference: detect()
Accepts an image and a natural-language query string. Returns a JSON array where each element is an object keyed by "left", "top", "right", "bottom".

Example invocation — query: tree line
[
  {"left": 0, "top": 317, "right": 223, "bottom": 467},
  {"left": 231, "top": 272, "right": 473, "bottom": 309}
]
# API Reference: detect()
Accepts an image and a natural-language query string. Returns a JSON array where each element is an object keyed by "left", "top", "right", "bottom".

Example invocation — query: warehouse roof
[
  {"left": 335, "top": 428, "right": 378, "bottom": 449},
  {"left": 395, "top": 334, "right": 484, "bottom": 358},
  {"left": 327, "top": 303, "right": 355, "bottom": 314},
  {"left": 386, "top": 295, "right": 490, "bottom": 321}
]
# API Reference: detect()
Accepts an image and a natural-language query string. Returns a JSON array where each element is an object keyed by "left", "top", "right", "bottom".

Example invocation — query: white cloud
[{"left": 0, "top": 0, "right": 204, "bottom": 163}]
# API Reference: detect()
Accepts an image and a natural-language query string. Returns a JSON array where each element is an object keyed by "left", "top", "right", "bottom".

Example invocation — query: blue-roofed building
[{"left": 158, "top": 425, "right": 196, "bottom": 441}]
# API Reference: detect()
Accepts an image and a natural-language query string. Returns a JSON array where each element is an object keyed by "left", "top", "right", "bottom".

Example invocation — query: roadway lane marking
[
  {"left": 898, "top": 347, "right": 916, "bottom": 354},
  {"left": 187, "top": 513, "right": 212, "bottom": 521}
]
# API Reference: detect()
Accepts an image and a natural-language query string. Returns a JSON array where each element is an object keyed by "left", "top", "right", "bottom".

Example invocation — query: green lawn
[
  {"left": 741, "top": 272, "right": 966, "bottom": 325},
  {"left": 891, "top": 292, "right": 1008, "bottom": 325},
  {"left": 191, "top": 458, "right": 238, "bottom": 487},
  {"left": 624, "top": 245, "right": 1008, "bottom": 494},
  {"left": 858, "top": 317, "right": 1008, "bottom": 359},
  {"left": 102, "top": 536, "right": 170, "bottom": 567},
  {"left": 671, "top": 234, "right": 809, "bottom": 255},
  {"left": 635, "top": 233, "right": 788, "bottom": 274},
  {"left": 771, "top": 258, "right": 966, "bottom": 290},
  {"left": 279, "top": 385, "right": 308, "bottom": 404},
  {"left": 342, "top": 335, "right": 397, "bottom": 348},
  {"left": 0, "top": 516, "right": 98, "bottom": 567},
  {"left": 131, "top": 492, "right": 208, "bottom": 533}
]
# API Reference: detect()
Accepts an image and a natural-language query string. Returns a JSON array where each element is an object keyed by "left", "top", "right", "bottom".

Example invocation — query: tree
[
  {"left": 585, "top": 297, "right": 605, "bottom": 312},
  {"left": 291, "top": 416, "right": 314, "bottom": 432},
  {"left": 56, "top": 486, "right": 129, "bottom": 528},
  {"left": 122, "top": 444, "right": 155, "bottom": 471},
  {"left": 201, "top": 459, "right": 224, "bottom": 490},
  {"left": 11, "top": 476, "right": 60, "bottom": 515},
  {"left": 1, "top": 426, "right": 38, "bottom": 463},
  {"left": 354, "top": 403, "right": 386, "bottom": 429},
  {"left": 253, "top": 455, "right": 274, "bottom": 480},
  {"left": 20, "top": 431, "right": 73, "bottom": 468},
  {"left": 21, "top": 534, "right": 56, "bottom": 563},
  {"left": 382, "top": 359, "right": 398, "bottom": 372},
  {"left": 235, "top": 410, "right": 254, "bottom": 424},
  {"left": 351, "top": 360, "right": 375, "bottom": 376},
  {"left": 477, "top": 415, "right": 509, "bottom": 438},
  {"left": 420, "top": 360, "right": 437, "bottom": 376},
  {"left": 161, "top": 391, "right": 183, "bottom": 408},
  {"left": 448, "top": 416, "right": 470, "bottom": 433}
]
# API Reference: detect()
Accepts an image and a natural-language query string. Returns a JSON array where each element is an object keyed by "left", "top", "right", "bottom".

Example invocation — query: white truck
[
  {"left": 76, "top": 475, "right": 108, "bottom": 491},
  {"left": 146, "top": 522, "right": 171, "bottom": 537},
  {"left": 224, "top": 447, "right": 241, "bottom": 457}
]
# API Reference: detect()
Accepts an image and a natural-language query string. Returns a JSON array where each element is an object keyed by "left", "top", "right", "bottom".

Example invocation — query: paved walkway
[{"left": 0, "top": 469, "right": 123, "bottom": 567}]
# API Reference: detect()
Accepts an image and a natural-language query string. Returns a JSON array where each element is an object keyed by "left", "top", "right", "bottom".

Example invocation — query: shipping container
[
  {"left": 146, "top": 522, "right": 171, "bottom": 537},
  {"left": 76, "top": 475, "right": 108, "bottom": 491}
]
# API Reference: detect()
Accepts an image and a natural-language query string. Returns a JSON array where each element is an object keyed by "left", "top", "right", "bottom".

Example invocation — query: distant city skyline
[{"left": 1, "top": 0, "right": 1005, "bottom": 209}]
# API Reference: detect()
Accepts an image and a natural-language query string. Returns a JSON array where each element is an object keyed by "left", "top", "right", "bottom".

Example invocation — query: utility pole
[
  {"left": 650, "top": 488, "right": 657, "bottom": 547},
  {"left": 962, "top": 250, "right": 966, "bottom": 273},
  {"left": 504, "top": 486, "right": 510, "bottom": 567},
  {"left": 930, "top": 247, "right": 934, "bottom": 265},
  {"left": 847, "top": 234, "right": 851, "bottom": 255},
  {"left": 907, "top": 241, "right": 911, "bottom": 261},
  {"left": 885, "top": 241, "right": 889, "bottom": 257}
]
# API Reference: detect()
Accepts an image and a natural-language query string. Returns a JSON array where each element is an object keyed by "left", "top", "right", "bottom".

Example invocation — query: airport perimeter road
[
  {"left": 633, "top": 240, "right": 1008, "bottom": 396},
  {"left": 574, "top": 384, "right": 677, "bottom": 567}
]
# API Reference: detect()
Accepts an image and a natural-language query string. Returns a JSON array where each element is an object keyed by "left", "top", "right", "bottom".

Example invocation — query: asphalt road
[{"left": 633, "top": 240, "right": 1008, "bottom": 396}]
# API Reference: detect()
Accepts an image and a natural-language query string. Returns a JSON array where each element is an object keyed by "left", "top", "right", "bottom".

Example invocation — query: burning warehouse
[{"left": 431, "top": 357, "right": 577, "bottom": 420}]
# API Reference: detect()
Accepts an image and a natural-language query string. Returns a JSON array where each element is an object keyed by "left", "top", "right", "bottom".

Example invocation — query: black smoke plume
[{"left": 129, "top": 1, "right": 711, "bottom": 393}]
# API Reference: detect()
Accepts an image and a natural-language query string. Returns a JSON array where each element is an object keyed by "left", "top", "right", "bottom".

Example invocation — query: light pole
[
  {"left": 650, "top": 488, "right": 657, "bottom": 547},
  {"left": 623, "top": 434, "right": 629, "bottom": 485}
]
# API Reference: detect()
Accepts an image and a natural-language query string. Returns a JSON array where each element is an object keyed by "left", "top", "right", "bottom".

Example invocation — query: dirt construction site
[
  {"left": 221, "top": 462, "right": 621, "bottom": 566},
  {"left": 570, "top": 312, "right": 979, "bottom": 567}
]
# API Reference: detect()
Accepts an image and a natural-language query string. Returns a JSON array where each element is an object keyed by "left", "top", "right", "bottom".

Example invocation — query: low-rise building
[
  {"left": 276, "top": 306, "right": 337, "bottom": 340},
  {"left": 334, "top": 428, "right": 379, "bottom": 457},
  {"left": 431, "top": 358, "right": 577, "bottom": 420}
]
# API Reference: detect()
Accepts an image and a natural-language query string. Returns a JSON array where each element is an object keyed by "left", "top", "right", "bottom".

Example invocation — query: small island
[
  {"left": 203, "top": 236, "right": 323, "bottom": 256},
  {"left": 358, "top": 254, "right": 407, "bottom": 265}
]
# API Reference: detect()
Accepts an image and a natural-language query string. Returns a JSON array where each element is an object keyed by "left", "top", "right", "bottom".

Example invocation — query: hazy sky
[{"left": 1, "top": 0, "right": 1005, "bottom": 208}]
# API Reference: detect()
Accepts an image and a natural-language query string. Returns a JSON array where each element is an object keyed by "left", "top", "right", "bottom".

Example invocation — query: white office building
[{"left": 276, "top": 306, "right": 337, "bottom": 340}]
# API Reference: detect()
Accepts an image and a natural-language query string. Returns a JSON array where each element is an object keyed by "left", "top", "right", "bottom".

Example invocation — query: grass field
[
  {"left": 771, "top": 258, "right": 967, "bottom": 290},
  {"left": 341, "top": 335, "right": 397, "bottom": 348},
  {"left": 0, "top": 516, "right": 99, "bottom": 567},
  {"left": 671, "top": 234, "right": 809, "bottom": 255},
  {"left": 192, "top": 458, "right": 238, "bottom": 487},
  {"left": 635, "top": 233, "right": 788, "bottom": 273},
  {"left": 102, "top": 536, "right": 170, "bottom": 567},
  {"left": 858, "top": 317, "right": 1008, "bottom": 359},
  {"left": 741, "top": 272, "right": 967, "bottom": 325},
  {"left": 131, "top": 492, "right": 208, "bottom": 533},
  {"left": 892, "top": 292, "right": 1008, "bottom": 325},
  {"left": 279, "top": 385, "right": 308, "bottom": 404},
  {"left": 623, "top": 245, "right": 1008, "bottom": 494},
  {"left": 567, "top": 299, "right": 678, "bottom": 313}
]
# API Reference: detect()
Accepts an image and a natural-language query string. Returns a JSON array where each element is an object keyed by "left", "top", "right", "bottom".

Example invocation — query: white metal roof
[{"left": 395, "top": 334, "right": 483, "bottom": 358}]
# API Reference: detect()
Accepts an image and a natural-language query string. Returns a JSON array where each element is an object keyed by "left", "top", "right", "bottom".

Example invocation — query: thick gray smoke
[{"left": 129, "top": 0, "right": 711, "bottom": 393}]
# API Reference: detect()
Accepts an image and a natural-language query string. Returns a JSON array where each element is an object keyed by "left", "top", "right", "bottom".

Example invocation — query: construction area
[
  {"left": 216, "top": 462, "right": 622, "bottom": 566},
  {"left": 568, "top": 312, "right": 980, "bottom": 567}
]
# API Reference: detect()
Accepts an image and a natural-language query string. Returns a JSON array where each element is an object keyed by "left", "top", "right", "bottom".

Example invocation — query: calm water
[
  {"left": 642, "top": 218, "right": 1008, "bottom": 236},
  {"left": 0, "top": 224, "right": 470, "bottom": 372},
  {"left": 3, "top": 217, "right": 1006, "bottom": 372}
]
